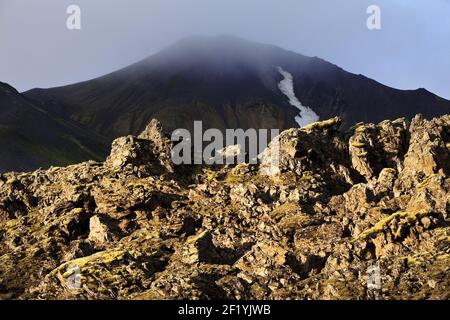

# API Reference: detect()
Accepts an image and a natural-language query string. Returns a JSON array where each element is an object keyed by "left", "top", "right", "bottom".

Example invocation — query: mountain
[
  {"left": 1, "top": 115, "right": 449, "bottom": 299},
  {"left": 25, "top": 36, "right": 302, "bottom": 139},
  {"left": 2, "top": 35, "right": 450, "bottom": 172},
  {"left": 0, "top": 82, "right": 108, "bottom": 172},
  {"left": 26, "top": 36, "right": 450, "bottom": 137}
]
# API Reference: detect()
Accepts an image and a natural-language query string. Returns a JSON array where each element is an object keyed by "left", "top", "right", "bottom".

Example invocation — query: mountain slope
[
  {"left": 26, "top": 35, "right": 450, "bottom": 141},
  {"left": 0, "top": 82, "right": 109, "bottom": 172}
]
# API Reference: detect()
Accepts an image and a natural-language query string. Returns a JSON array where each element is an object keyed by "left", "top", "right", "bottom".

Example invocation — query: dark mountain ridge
[{"left": 0, "top": 82, "right": 108, "bottom": 172}]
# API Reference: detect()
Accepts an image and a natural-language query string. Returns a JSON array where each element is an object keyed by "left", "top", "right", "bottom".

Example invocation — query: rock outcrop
[{"left": 0, "top": 115, "right": 449, "bottom": 300}]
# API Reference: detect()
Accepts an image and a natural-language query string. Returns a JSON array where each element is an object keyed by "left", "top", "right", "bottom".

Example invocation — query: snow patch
[{"left": 277, "top": 67, "right": 319, "bottom": 128}]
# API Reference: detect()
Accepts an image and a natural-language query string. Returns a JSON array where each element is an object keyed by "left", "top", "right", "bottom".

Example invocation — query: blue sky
[{"left": 0, "top": 0, "right": 449, "bottom": 99}]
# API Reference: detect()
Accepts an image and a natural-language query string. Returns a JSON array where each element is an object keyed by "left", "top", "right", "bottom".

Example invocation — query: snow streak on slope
[{"left": 277, "top": 67, "right": 319, "bottom": 127}]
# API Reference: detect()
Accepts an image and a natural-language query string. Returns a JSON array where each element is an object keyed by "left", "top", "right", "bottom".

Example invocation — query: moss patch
[
  {"left": 356, "top": 209, "right": 431, "bottom": 241},
  {"left": 351, "top": 141, "right": 366, "bottom": 148}
]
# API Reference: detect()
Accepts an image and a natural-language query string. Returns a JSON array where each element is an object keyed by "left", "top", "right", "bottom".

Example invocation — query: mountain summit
[{"left": 1, "top": 35, "right": 449, "bottom": 171}]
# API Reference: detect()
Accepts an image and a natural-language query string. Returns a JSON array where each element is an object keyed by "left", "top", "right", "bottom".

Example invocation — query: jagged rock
[
  {"left": 106, "top": 119, "right": 174, "bottom": 174},
  {"left": 235, "top": 240, "right": 289, "bottom": 279},
  {"left": 138, "top": 119, "right": 174, "bottom": 173},
  {"left": 349, "top": 118, "right": 408, "bottom": 180},
  {"left": 106, "top": 136, "right": 150, "bottom": 169},
  {"left": 0, "top": 116, "right": 449, "bottom": 300},
  {"left": 259, "top": 117, "right": 348, "bottom": 182},
  {"left": 182, "top": 230, "right": 221, "bottom": 264},
  {"left": 392, "top": 115, "right": 450, "bottom": 198}
]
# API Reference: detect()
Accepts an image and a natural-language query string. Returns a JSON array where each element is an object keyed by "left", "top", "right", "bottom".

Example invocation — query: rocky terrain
[{"left": 0, "top": 115, "right": 449, "bottom": 300}]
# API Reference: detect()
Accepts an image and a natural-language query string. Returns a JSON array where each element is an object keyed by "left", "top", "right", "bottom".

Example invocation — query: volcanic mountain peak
[
  {"left": 143, "top": 35, "right": 307, "bottom": 64},
  {"left": 131, "top": 35, "right": 338, "bottom": 86}
]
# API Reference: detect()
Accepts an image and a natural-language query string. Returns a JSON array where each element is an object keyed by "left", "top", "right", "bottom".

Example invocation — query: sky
[{"left": 0, "top": 0, "right": 449, "bottom": 99}]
